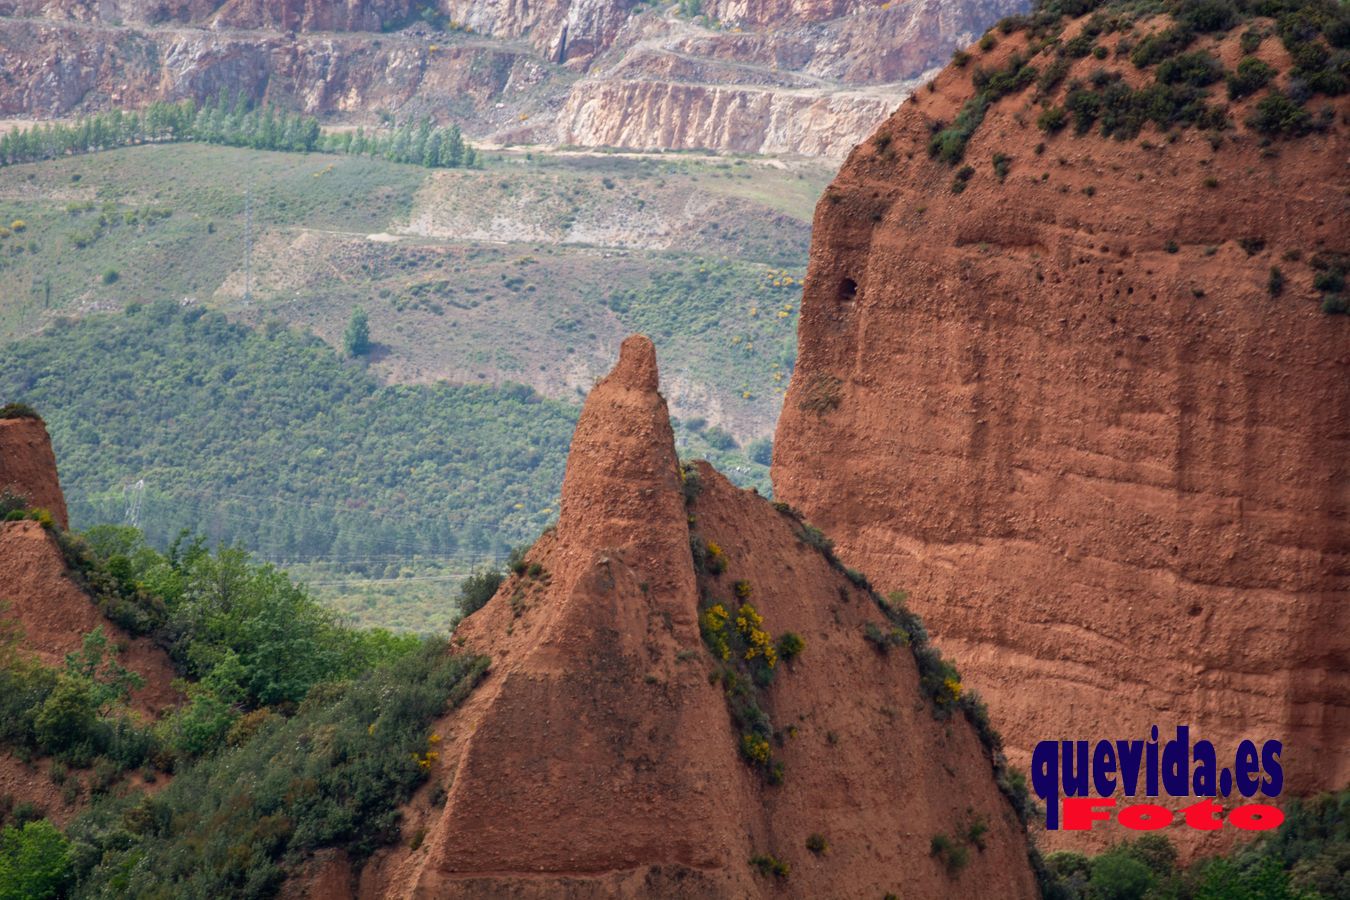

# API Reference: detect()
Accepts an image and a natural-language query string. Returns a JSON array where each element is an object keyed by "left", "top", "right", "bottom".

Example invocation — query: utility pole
[{"left": 243, "top": 188, "right": 252, "bottom": 303}]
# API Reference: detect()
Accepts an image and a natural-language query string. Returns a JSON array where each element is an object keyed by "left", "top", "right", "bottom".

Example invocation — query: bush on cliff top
[{"left": 0, "top": 402, "right": 40, "bottom": 420}]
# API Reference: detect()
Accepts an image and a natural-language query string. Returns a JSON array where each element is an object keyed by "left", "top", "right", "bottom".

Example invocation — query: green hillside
[
  {"left": 0, "top": 142, "right": 827, "bottom": 440},
  {"left": 0, "top": 302, "right": 768, "bottom": 630}
]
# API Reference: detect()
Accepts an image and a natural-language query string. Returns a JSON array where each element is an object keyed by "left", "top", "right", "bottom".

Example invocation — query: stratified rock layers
[
  {"left": 0, "top": 0, "right": 1028, "bottom": 155},
  {"left": 773, "top": 20, "right": 1350, "bottom": 853}
]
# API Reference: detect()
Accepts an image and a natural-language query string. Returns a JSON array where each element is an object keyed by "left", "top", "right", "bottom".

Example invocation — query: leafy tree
[
  {"left": 746, "top": 437, "right": 773, "bottom": 466},
  {"left": 0, "top": 821, "right": 72, "bottom": 900},
  {"left": 32, "top": 675, "right": 99, "bottom": 759},
  {"left": 457, "top": 566, "right": 505, "bottom": 618},
  {"left": 63, "top": 626, "right": 143, "bottom": 711},
  {"left": 0, "top": 97, "right": 479, "bottom": 170},
  {"left": 1089, "top": 853, "right": 1155, "bottom": 900},
  {"left": 343, "top": 306, "right": 371, "bottom": 357}
]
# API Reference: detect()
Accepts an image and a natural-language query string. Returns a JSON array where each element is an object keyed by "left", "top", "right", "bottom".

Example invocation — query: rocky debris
[
  {"left": 334, "top": 335, "right": 1037, "bottom": 898},
  {"left": 773, "top": 8, "right": 1350, "bottom": 855}
]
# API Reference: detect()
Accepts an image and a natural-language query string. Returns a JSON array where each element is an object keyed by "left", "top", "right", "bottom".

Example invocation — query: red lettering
[
  {"left": 1119, "top": 803, "right": 1174, "bottom": 831},
  {"left": 1182, "top": 798, "right": 1225, "bottom": 831},
  {"left": 1062, "top": 797, "right": 1116, "bottom": 831},
  {"left": 1230, "top": 804, "right": 1284, "bottom": 831}
]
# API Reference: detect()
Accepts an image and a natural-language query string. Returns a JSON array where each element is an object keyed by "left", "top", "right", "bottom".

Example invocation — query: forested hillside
[
  {"left": 0, "top": 302, "right": 768, "bottom": 623},
  {"left": 0, "top": 301, "right": 575, "bottom": 565}
]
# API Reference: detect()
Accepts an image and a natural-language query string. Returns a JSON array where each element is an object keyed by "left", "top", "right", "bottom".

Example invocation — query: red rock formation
[
  {"left": 0, "top": 520, "right": 178, "bottom": 717},
  {"left": 773, "top": 14, "right": 1350, "bottom": 855},
  {"left": 0, "top": 416, "right": 179, "bottom": 818},
  {"left": 336, "top": 335, "right": 1036, "bottom": 898},
  {"left": 0, "top": 411, "right": 69, "bottom": 529}
]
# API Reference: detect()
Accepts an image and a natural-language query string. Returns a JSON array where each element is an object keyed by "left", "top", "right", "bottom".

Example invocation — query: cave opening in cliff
[{"left": 838, "top": 277, "right": 858, "bottom": 302}]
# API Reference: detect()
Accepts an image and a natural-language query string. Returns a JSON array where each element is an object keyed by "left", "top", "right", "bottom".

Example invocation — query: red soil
[
  {"left": 773, "top": 16, "right": 1349, "bottom": 856},
  {"left": 321, "top": 336, "right": 1039, "bottom": 898},
  {"left": 0, "top": 415, "right": 69, "bottom": 529}
]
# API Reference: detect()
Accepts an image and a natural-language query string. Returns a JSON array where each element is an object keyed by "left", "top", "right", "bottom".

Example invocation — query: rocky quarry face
[
  {"left": 0, "top": 0, "right": 1028, "bottom": 155},
  {"left": 773, "top": 6, "right": 1350, "bottom": 855},
  {"left": 313, "top": 335, "right": 1040, "bottom": 898}
]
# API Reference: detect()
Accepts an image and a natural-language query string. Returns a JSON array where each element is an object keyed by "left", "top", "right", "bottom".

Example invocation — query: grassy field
[
  {"left": 0, "top": 141, "right": 821, "bottom": 631},
  {"left": 0, "top": 143, "right": 830, "bottom": 439}
]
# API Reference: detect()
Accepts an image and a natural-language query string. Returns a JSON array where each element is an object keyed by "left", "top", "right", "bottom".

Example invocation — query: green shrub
[
  {"left": 993, "top": 152, "right": 1012, "bottom": 181},
  {"left": 746, "top": 437, "right": 772, "bottom": 466},
  {"left": 863, "top": 621, "right": 908, "bottom": 652},
  {"left": 1089, "top": 852, "right": 1155, "bottom": 899},
  {"left": 1038, "top": 106, "right": 1070, "bottom": 132},
  {"left": 930, "top": 833, "right": 969, "bottom": 875},
  {"left": 704, "top": 426, "right": 737, "bottom": 451},
  {"left": 67, "top": 642, "right": 488, "bottom": 895},
  {"left": 0, "top": 403, "right": 39, "bottom": 420},
  {"left": 1248, "top": 91, "right": 1313, "bottom": 136},
  {"left": 929, "top": 55, "right": 1038, "bottom": 164},
  {"left": 795, "top": 523, "right": 834, "bottom": 556},
  {"left": 1130, "top": 25, "right": 1195, "bottom": 68},
  {"left": 32, "top": 677, "right": 100, "bottom": 761},
  {"left": 457, "top": 566, "right": 505, "bottom": 618},
  {"left": 1228, "top": 56, "right": 1276, "bottom": 99},
  {"left": 806, "top": 833, "right": 828, "bottom": 855},
  {"left": 1156, "top": 51, "right": 1222, "bottom": 87},
  {"left": 1064, "top": 33, "right": 1096, "bottom": 58},
  {"left": 776, "top": 632, "right": 805, "bottom": 662},
  {"left": 1313, "top": 269, "right": 1345, "bottom": 293},
  {"left": 1038, "top": 57, "right": 1071, "bottom": 94},
  {"left": 1268, "top": 266, "right": 1285, "bottom": 296},
  {"left": 680, "top": 463, "right": 704, "bottom": 502},
  {"left": 750, "top": 852, "right": 790, "bottom": 878}
]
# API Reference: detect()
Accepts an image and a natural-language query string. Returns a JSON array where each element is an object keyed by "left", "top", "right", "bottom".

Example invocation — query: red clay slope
[
  {"left": 773, "top": 13, "right": 1349, "bottom": 855},
  {"left": 0, "top": 413, "right": 69, "bottom": 529},
  {"left": 350, "top": 335, "right": 1036, "bottom": 898},
  {"left": 0, "top": 520, "right": 177, "bottom": 718}
]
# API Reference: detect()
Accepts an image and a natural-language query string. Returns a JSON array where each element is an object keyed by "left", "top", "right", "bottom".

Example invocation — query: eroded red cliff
[
  {"left": 332, "top": 335, "right": 1038, "bottom": 898},
  {"left": 0, "top": 412, "right": 179, "bottom": 821},
  {"left": 0, "top": 411, "right": 69, "bottom": 528},
  {"left": 774, "top": 9, "right": 1349, "bottom": 855}
]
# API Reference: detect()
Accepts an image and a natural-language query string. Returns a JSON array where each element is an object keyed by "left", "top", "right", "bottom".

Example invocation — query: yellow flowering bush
[
  {"left": 411, "top": 733, "right": 443, "bottom": 770},
  {"left": 737, "top": 603, "right": 777, "bottom": 668},
  {"left": 705, "top": 540, "right": 727, "bottom": 574},
  {"left": 741, "top": 733, "right": 771, "bottom": 765},
  {"left": 700, "top": 603, "right": 732, "bottom": 661}
]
